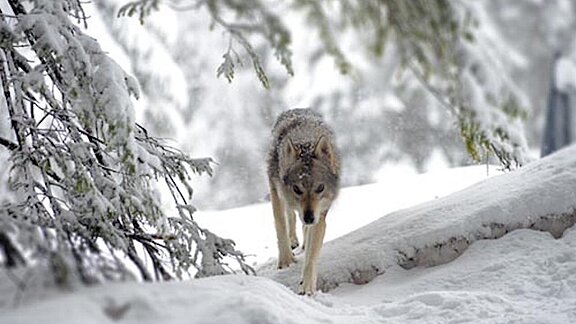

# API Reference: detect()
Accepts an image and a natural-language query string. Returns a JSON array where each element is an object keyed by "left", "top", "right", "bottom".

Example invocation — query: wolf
[{"left": 266, "top": 108, "right": 340, "bottom": 295}]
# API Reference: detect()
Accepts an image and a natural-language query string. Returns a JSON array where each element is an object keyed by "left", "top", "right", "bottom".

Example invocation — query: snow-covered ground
[{"left": 2, "top": 146, "right": 576, "bottom": 323}]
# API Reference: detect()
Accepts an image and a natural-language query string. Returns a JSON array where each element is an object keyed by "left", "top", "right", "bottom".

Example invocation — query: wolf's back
[
  {"left": 272, "top": 108, "right": 333, "bottom": 146},
  {"left": 267, "top": 108, "right": 339, "bottom": 180}
]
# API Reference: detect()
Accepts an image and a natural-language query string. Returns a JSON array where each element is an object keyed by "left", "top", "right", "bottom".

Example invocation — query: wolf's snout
[{"left": 303, "top": 210, "right": 314, "bottom": 224}]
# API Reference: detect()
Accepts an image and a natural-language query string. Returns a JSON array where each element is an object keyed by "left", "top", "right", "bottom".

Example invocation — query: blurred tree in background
[
  {"left": 122, "top": 0, "right": 526, "bottom": 164},
  {"left": 94, "top": 0, "right": 576, "bottom": 209}
]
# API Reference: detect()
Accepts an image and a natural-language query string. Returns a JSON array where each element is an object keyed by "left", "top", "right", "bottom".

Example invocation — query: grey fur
[{"left": 266, "top": 108, "right": 340, "bottom": 186}]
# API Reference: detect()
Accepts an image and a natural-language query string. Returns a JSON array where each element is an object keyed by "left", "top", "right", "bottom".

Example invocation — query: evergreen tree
[{"left": 0, "top": 0, "right": 252, "bottom": 288}]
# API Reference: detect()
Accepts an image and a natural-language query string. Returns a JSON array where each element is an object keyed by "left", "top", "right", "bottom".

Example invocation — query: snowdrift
[
  {"left": 0, "top": 276, "right": 370, "bottom": 324},
  {"left": 3, "top": 228, "right": 576, "bottom": 323},
  {"left": 331, "top": 227, "right": 576, "bottom": 322},
  {"left": 261, "top": 145, "right": 576, "bottom": 292}
]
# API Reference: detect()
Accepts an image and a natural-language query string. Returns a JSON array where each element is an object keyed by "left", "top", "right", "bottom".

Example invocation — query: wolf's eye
[
  {"left": 292, "top": 185, "right": 303, "bottom": 195},
  {"left": 315, "top": 184, "right": 324, "bottom": 194}
]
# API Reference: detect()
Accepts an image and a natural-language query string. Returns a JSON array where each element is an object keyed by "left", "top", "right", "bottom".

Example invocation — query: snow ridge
[{"left": 398, "top": 210, "right": 576, "bottom": 271}]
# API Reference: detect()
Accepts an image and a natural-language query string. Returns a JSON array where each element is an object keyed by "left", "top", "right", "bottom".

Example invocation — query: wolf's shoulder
[
  {"left": 272, "top": 108, "right": 331, "bottom": 138},
  {"left": 272, "top": 108, "right": 322, "bottom": 129}
]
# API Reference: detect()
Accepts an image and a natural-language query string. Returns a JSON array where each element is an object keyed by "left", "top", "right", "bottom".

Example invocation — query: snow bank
[
  {"left": 261, "top": 145, "right": 576, "bottom": 292},
  {"left": 332, "top": 228, "right": 576, "bottom": 322},
  {"left": 2, "top": 228, "right": 576, "bottom": 323},
  {"left": 0, "top": 275, "right": 376, "bottom": 324}
]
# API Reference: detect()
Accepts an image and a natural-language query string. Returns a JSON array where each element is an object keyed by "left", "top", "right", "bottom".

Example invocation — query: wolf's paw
[
  {"left": 277, "top": 255, "right": 296, "bottom": 269},
  {"left": 291, "top": 240, "right": 300, "bottom": 250},
  {"left": 298, "top": 279, "right": 316, "bottom": 296}
]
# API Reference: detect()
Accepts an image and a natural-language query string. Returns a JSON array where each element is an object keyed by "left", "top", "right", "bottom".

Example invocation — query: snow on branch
[
  {"left": 118, "top": 0, "right": 293, "bottom": 89},
  {"left": 0, "top": 0, "right": 253, "bottom": 288}
]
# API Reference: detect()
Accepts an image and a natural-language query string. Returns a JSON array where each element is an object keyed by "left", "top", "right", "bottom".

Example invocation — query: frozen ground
[{"left": 1, "top": 146, "right": 576, "bottom": 323}]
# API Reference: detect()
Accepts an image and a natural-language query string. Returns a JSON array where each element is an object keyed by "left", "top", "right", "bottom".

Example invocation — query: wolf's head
[{"left": 280, "top": 136, "right": 339, "bottom": 225}]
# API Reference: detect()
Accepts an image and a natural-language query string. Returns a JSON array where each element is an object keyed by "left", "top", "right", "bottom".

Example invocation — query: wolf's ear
[
  {"left": 314, "top": 136, "right": 335, "bottom": 168},
  {"left": 284, "top": 138, "right": 298, "bottom": 161},
  {"left": 315, "top": 136, "right": 338, "bottom": 173}
]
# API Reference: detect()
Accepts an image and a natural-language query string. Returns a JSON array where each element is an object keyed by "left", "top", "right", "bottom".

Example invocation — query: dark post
[{"left": 541, "top": 53, "right": 574, "bottom": 157}]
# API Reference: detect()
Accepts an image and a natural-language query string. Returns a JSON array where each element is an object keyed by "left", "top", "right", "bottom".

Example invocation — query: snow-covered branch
[{"left": 0, "top": 0, "right": 252, "bottom": 288}]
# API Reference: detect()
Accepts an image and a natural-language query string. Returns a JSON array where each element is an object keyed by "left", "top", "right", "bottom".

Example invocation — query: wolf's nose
[{"left": 303, "top": 210, "right": 314, "bottom": 224}]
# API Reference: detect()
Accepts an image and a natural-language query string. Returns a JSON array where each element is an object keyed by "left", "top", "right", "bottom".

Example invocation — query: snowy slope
[{"left": 1, "top": 146, "right": 576, "bottom": 323}]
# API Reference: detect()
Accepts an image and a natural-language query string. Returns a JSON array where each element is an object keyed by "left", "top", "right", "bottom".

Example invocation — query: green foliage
[
  {"left": 500, "top": 96, "right": 528, "bottom": 120},
  {"left": 118, "top": 0, "right": 160, "bottom": 24},
  {"left": 217, "top": 51, "right": 237, "bottom": 84},
  {"left": 204, "top": 0, "right": 293, "bottom": 88},
  {"left": 458, "top": 98, "right": 526, "bottom": 169},
  {"left": 294, "top": 0, "right": 351, "bottom": 74}
]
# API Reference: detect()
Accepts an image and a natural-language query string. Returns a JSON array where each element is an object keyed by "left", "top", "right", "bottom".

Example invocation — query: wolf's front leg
[
  {"left": 270, "top": 185, "right": 295, "bottom": 269},
  {"left": 287, "top": 209, "right": 299, "bottom": 250},
  {"left": 301, "top": 224, "right": 309, "bottom": 252},
  {"left": 299, "top": 214, "right": 326, "bottom": 295}
]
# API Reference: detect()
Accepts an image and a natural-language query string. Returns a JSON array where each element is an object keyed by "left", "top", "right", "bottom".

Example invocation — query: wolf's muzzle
[{"left": 303, "top": 210, "right": 314, "bottom": 224}]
